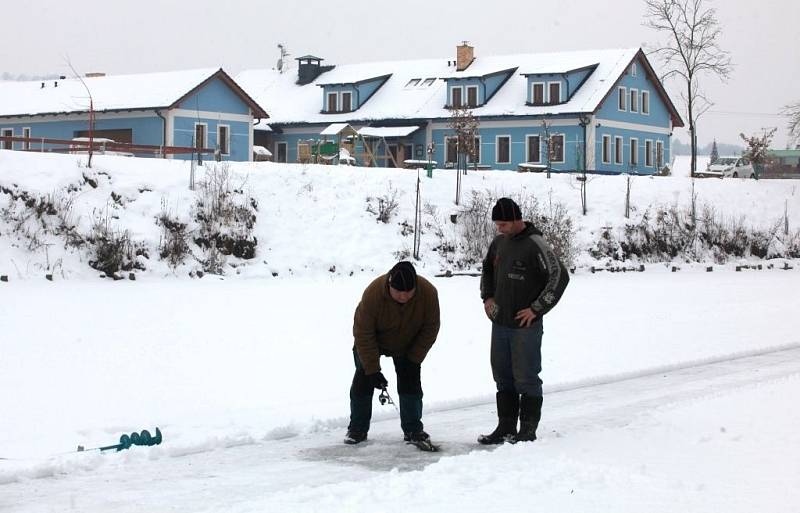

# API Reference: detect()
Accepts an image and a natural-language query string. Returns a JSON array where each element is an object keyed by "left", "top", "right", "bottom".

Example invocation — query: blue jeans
[
  {"left": 348, "top": 350, "right": 424, "bottom": 434},
  {"left": 490, "top": 321, "right": 543, "bottom": 397}
]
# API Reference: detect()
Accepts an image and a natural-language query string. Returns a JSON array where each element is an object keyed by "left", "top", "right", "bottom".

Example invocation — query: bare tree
[
  {"left": 644, "top": 0, "right": 732, "bottom": 177},
  {"left": 66, "top": 59, "right": 96, "bottom": 169},
  {"left": 784, "top": 101, "right": 800, "bottom": 147},
  {"left": 541, "top": 119, "right": 552, "bottom": 179},
  {"left": 448, "top": 107, "right": 479, "bottom": 205}
]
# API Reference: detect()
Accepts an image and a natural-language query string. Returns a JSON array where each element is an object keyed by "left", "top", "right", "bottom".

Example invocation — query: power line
[{"left": 705, "top": 110, "right": 785, "bottom": 117}]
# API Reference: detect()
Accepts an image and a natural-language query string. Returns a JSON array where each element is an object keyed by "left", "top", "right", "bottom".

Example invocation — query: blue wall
[
  {"left": 177, "top": 77, "right": 251, "bottom": 116},
  {"left": 431, "top": 119, "right": 584, "bottom": 172},
  {"left": 172, "top": 117, "right": 251, "bottom": 161},
  {"left": 0, "top": 115, "right": 163, "bottom": 152}
]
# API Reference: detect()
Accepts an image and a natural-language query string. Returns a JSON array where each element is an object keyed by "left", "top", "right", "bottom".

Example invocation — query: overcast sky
[{"left": 4, "top": 0, "right": 798, "bottom": 147}]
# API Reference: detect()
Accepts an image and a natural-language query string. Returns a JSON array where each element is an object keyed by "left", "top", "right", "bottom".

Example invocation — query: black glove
[{"left": 368, "top": 371, "right": 389, "bottom": 390}]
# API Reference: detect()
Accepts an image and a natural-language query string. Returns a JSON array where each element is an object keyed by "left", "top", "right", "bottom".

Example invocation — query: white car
[
  {"left": 69, "top": 137, "right": 134, "bottom": 157},
  {"left": 706, "top": 156, "right": 756, "bottom": 179}
]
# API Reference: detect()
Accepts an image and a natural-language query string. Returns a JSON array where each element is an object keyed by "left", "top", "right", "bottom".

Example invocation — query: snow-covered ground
[{"left": 1, "top": 151, "right": 799, "bottom": 511}]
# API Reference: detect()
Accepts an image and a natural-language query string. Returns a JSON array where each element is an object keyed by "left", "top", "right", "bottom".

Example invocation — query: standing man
[
  {"left": 478, "top": 198, "right": 569, "bottom": 444},
  {"left": 346, "top": 261, "right": 440, "bottom": 448}
]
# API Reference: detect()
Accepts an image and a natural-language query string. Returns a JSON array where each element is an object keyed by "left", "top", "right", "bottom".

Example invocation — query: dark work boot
[
  {"left": 343, "top": 429, "right": 368, "bottom": 445},
  {"left": 477, "top": 391, "right": 520, "bottom": 445},
  {"left": 515, "top": 394, "right": 543, "bottom": 442}
]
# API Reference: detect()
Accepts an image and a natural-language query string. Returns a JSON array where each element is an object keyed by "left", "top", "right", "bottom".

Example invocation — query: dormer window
[
  {"left": 532, "top": 82, "right": 545, "bottom": 105},
  {"left": 405, "top": 78, "right": 421, "bottom": 88},
  {"left": 548, "top": 82, "right": 561, "bottom": 104},
  {"left": 466, "top": 85, "right": 478, "bottom": 107},
  {"left": 421, "top": 78, "right": 436, "bottom": 87},
  {"left": 341, "top": 91, "right": 352, "bottom": 112},
  {"left": 327, "top": 92, "right": 337, "bottom": 112},
  {"left": 450, "top": 86, "right": 463, "bottom": 108}
]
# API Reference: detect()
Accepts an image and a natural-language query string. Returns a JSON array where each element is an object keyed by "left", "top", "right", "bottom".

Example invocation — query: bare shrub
[
  {"left": 0, "top": 187, "right": 85, "bottom": 251},
  {"left": 366, "top": 184, "right": 399, "bottom": 224},
  {"left": 456, "top": 190, "right": 496, "bottom": 266},
  {"left": 591, "top": 201, "right": 788, "bottom": 264},
  {"left": 156, "top": 200, "right": 191, "bottom": 268},
  {"left": 87, "top": 210, "right": 147, "bottom": 276},
  {"left": 452, "top": 189, "right": 576, "bottom": 269},
  {"left": 193, "top": 164, "right": 258, "bottom": 273},
  {"left": 423, "top": 202, "right": 455, "bottom": 260}
]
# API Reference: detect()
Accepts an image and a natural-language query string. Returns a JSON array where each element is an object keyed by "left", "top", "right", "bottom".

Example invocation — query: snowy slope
[{"left": 1, "top": 149, "right": 797, "bottom": 280}]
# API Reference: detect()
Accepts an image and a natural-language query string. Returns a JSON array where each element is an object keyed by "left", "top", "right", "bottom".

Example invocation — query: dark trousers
[
  {"left": 490, "top": 321, "right": 544, "bottom": 397},
  {"left": 348, "top": 349, "right": 424, "bottom": 434}
]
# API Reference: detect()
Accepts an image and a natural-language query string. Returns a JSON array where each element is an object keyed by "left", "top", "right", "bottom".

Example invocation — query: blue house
[
  {"left": 237, "top": 44, "right": 683, "bottom": 174},
  {"left": 0, "top": 68, "right": 268, "bottom": 161}
]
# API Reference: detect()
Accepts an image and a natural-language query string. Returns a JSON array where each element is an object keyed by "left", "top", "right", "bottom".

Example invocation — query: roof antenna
[{"left": 277, "top": 43, "right": 290, "bottom": 73}]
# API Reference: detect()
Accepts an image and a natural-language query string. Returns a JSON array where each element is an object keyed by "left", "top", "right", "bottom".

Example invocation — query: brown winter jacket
[{"left": 352, "top": 274, "right": 440, "bottom": 375}]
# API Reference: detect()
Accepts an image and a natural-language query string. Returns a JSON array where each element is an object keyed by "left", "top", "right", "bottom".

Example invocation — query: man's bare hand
[
  {"left": 483, "top": 298, "right": 497, "bottom": 319},
  {"left": 515, "top": 307, "right": 537, "bottom": 327}
]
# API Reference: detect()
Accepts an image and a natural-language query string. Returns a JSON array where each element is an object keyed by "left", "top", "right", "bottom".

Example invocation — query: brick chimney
[{"left": 456, "top": 42, "right": 474, "bottom": 72}]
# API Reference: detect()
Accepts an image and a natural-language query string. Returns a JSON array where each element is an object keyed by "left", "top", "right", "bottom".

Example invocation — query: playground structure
[{"left": 297, "top": 123, "right": 421, "bottom": 168}]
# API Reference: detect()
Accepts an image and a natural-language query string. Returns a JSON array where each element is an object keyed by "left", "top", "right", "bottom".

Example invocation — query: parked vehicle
[
  {"left": 704, "top": 156, "right": 755, "bottom": 179},
  {"left": 69, "top": 137, "right": 133, "bottom": 157}
]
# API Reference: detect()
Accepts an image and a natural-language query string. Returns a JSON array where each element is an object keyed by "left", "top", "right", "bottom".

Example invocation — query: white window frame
[
  {"left": 630, "top": 137, "right": 639, "bottom": 167},
  {"left": 655, "top": 140, "right": 664, "bottom": 169},
  {"left": 645, "top": 139, "right": 653, "bottom": 167},
  {"left": 217, "top": 124, "right": 230, "bottom": 156},
  {"left": 1, "top": 128, "right": 13, "bottom": 150},
  {"left": 275, "top": 141, "right": 288, "bottom": 163},
  {"left": 641, "top": 90, "right": 650, "bottom": 115},
  {"left": 326, "top": 92, "right": 338, "bottom": 112},
  {"left": 466, "top": 85, "right": 479, "bottom": 108},
  {"left": 531, "top": 82, "right": 545, "bottom": 105},
  {"left": 22, "top": 127, "right": 31, "bottom": 150},
  {"left": 445, "top": 136, "right": 458, "bottom": 164},
  {"left": 549, "top": 133, "right": 565, "bottom": 163},
  {"left": 526, "top": 134, "right": 541, "bottom": 163},
  {"left": 468, "top": 135, "right": 481, "bottom": 164},
  {"left": 496, "top": 135, "right": 511, "bottom": 164},
  {"left": 547, "top": 81, "right": 561, "bottom": 104},
  {"left": 630, "top": 88, "right": 639, "bottom": 113},
  {"left": 631, "top": 62, "right": 638, "bottom": 77},
  {"left": 618, "top": 87, "right": 627, "bottom": 111},
  {"left": 193, "top": 123, "right": 208, "bottom": 149},
  {"left": 340, "top": 91, "right": 352, "bottom": 112},
  {"left": 450, "top": 86, "right": 465, "bottom": 108},
  {"left": 614, "top": 136, "right": 623, "bottom": 164},
  {"left": 601, "top": 135, "right": 611, "bottom": 164}
]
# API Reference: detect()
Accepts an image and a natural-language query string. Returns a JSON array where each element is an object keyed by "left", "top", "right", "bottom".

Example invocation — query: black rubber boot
[
  {"left": 515, "top": 394, "right": 543, "bottom": 442},
  {"left": 477, "top": 391, "right": 520, "bottom": 445}
]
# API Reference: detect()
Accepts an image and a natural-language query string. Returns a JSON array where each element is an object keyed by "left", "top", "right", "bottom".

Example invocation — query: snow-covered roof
[
  {"left": 236, "top": 48, "right": 681, "bottom": 126},
  {"left": 320, "top": 123, "right": 353, "bottom": 135},
  {"left": 358, "top": 126, "right": 421, "bottom": 138},
  {"left": 0, "top": 68, "right": 267, "bottom": 118}
]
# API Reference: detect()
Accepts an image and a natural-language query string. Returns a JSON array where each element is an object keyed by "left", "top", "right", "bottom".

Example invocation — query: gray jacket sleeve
[{"left": 529, "top": 234, "right": 569, "bottom": 315}]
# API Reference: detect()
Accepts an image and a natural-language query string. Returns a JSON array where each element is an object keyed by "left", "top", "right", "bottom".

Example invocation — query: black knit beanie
[
  {"left": 389, "top": 261, "right": 417, "bottom": 291},
  {"left": 491, "top": 197, "right": 522, "bottom": 221}
]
